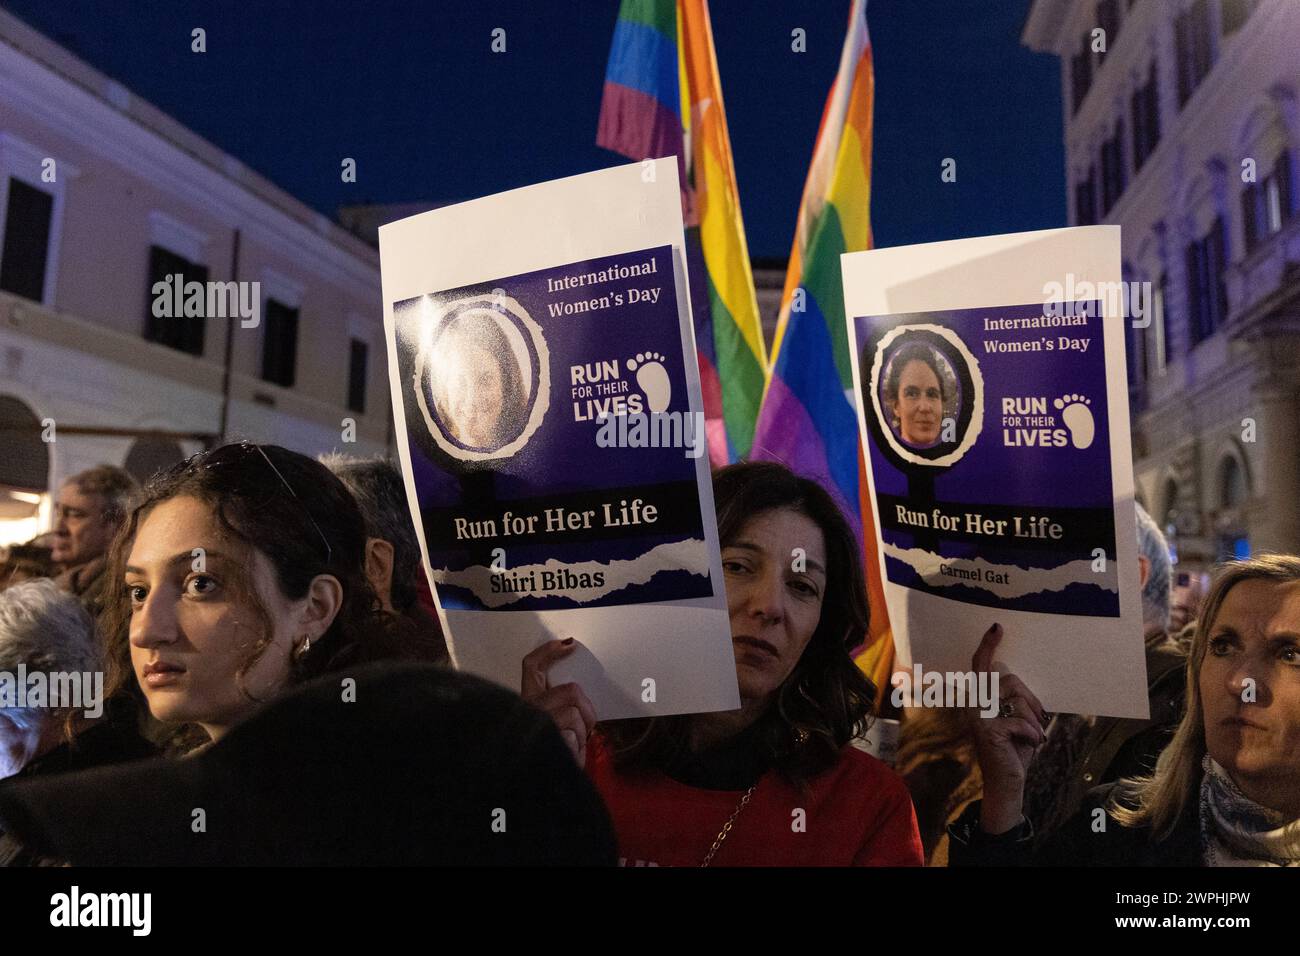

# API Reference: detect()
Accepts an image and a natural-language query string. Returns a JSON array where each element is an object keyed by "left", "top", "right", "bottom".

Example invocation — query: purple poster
[
  {"left": 853, "top": 301, "right": 1119, "bottom": 617},
  {"left": 389, "top": 243, "right": 714, "bottom": 612}
]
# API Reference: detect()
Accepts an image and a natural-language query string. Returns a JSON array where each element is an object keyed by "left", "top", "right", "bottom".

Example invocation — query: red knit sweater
[{"left": 585, "top": 732, "right": 923, "bottom": 867}]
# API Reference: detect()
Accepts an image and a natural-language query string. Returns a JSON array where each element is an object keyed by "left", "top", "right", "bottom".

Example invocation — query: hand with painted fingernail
[
  {"left": 521, "top": 638, "right": 597, "bottom": 769},
  {"left": 966, "top": 623, "right": 1049, "bottom": 835}
]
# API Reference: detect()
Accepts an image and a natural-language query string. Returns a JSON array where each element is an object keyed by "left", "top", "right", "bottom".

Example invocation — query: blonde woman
[{"left": 949, "top": 554, "right": 1300, "bottom": 866}]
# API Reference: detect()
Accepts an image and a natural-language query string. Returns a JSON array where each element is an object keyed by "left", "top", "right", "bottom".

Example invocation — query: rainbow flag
[
  {"left": 749, "top": 0, "right": 894, "bottom": 692},
  {"left": 597, "top": 0, "right": 767, "bottom": 464}
]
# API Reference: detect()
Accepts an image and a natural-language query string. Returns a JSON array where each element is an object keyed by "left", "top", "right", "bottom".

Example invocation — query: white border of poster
[
  {"left": 379, "top": 158, "right": 739, "bottom": 720},
  {"left": 842, "top": 226, "right": 1149, "bottom": 719}
]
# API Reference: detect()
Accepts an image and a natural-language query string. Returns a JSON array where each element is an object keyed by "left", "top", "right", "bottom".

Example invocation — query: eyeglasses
[{"left": 170, "top": 441, "right": 333, "bottom": 565}]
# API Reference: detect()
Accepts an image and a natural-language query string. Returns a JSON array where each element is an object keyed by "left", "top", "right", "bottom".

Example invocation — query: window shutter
[
  {"left": 1146, "top": 66, "right": 1160, "bottom": 147},
  {"left": 1175, "top": 13, "right": 1192, "bottom": 106},
  {"left": 1185, "top": 241, "right": 1203, "bottom": 346},
  {"left": 1278, "top": 149, "right": 1294, "bottom": 220},
  {"left": 1212, "top": 216, "right": 1229, "bottom": 327},
  {"left": 1241, "top": 183, "right": 1259, "bottom": 253}
]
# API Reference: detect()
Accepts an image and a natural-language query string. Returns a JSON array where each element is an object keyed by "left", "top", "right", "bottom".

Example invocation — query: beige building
[
  {"left": 0, "top": 10, "right": 391, "bottom": 545},
  {"left": 1024, "top": 0, "right": 1300, "bottom": 570}
]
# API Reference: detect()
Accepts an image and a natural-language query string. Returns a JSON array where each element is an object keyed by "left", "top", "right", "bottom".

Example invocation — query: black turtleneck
[{"left": 659, "top": 718, "right": 773, "bottom": 791}]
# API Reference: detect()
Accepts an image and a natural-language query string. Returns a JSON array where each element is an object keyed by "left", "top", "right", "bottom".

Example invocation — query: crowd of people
[{"left": 0, "top": 442, "right": 1297, "bottom": 866}]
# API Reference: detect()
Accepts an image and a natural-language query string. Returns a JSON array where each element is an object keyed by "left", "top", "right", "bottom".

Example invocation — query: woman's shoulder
[{"left": 1038, "top": 781, "right": 1202, "bottom": 866}]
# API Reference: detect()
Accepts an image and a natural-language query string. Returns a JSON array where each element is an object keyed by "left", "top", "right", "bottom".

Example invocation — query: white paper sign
[
  {"left": 379, "top": 158, "right": 739, "bottom": 720},
  {"left": 841, "top": 226, "right": 1148, "bottom": 719}
]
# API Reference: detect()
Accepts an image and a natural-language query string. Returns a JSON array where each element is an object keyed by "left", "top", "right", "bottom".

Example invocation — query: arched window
[
  {"left": 1220, "top": 456, "right": 1247, "bottom": 509},
  {"left": 1239, "top": 96, "right": 1294, "bottom": 253},
  {"left": 1162, "top": 478, "right": 1180, "bottom": 529},
  {"left": 124, "top": 436, "right": 185, "bottom": 485},
  {"left": 0, "top": 395, "right": 48, "bottom": 492},
  {"left": 0, "top": 395, "right": 50, "bottom": 544}
]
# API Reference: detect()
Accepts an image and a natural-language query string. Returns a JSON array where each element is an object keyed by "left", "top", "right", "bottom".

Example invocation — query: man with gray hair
[
  {"left": 1022, "top": 503, "right": 1187, "bottom": 842},
  {"left": 52, "top": 464, "right": 139, "bottom": 618},
  {"left": 320, "top": 454, "right": 448, "bottom": 663}
]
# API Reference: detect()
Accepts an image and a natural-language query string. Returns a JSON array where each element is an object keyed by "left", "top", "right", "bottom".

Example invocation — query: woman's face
[
  {"left": 722, "top": 508, "right": 827, "bottom": 703},
  {"left": 1199, "top": 579, "right": 1300, "bottom": 811},
  {"left": 125, "top": 496, "right": 305, "bottom": 739},
  {"left": 440, "top": 346, "right": 507, "bottom": 448},
  {"left": 891, "top": 359, "right": 943, "bottom": 447}
]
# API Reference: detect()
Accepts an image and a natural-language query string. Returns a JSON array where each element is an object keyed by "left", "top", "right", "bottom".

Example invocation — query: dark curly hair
[
  {"left": 100, "top": 442, "right": 440, "bottom": 745},
  {"left": 600, "top": 461, "right": 877, "bottom": 787}
]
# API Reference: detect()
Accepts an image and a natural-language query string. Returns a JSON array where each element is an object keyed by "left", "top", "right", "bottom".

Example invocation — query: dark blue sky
[{"left": 4, "top": 0, "right": 1065, "bottom": 257}]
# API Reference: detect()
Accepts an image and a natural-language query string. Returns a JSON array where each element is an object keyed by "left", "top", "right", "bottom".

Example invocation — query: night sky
[{"left": 3, "top": 0, "right": 1066, "bottom": 257}]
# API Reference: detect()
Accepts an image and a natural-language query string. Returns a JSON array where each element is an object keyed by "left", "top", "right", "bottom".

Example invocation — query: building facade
[
  {"left": 0, "top": 9, "right": 391, "bottom": 545},
  {"left": 1024, "top": 0, "right": 1300, "bottom": 570}
]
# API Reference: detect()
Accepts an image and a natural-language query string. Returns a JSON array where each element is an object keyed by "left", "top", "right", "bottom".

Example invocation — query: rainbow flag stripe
[
  {"left": 751, "top": 0, "right": 893, "bottom": 679},
  {"left": 598, "top": 0, "right": 767, "bottom": 464}
]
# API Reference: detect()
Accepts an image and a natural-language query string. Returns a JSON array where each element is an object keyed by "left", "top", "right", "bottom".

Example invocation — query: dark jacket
[
  {"left": 947, "top": 782, "right": 1203, "bottom": 866},
  {"left": 1024, "top": 630, "right": 1188, "bottom": 840},
  {"left": 0, "top": 662, "right": 617, "bottom": 866},
  {"left": 0, "top": 693, "right": 158, "bottom": 866},
  {"left": 55, "top": 554, "right": 110, "bottom": 619}
]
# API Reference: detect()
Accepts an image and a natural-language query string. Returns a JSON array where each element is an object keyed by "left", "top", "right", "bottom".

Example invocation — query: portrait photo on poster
[
  {"left": 397, "top": 289, "right": 551, "bottom": 465},
  {"left": 866, "top": 323, "right": 983, "bottom": 469}
]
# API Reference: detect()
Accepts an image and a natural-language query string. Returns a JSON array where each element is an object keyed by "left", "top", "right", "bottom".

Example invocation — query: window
[
  {"left": 1076, "top": 167, "right": 1099, "bottom": 226},
  {"left": 0, "top": 178, "right": 54, "bottom": 302},
  {"left": 1220, "top": 0, "right": 1257, "bottom": 35},
  {"left": 347, "top": 338, "right": 368, "bottom": 413},
  {"left": 262, "top": 299, "right": 299, "bottom": 387},
  {"left": 1131, "top": 64, "right": 1161, "bottom": 171},
  {"left": 124, "top": 437, "right": 185, "bottom": 485},
  {"left": 1175, "top": 0, "right": 1214, "bottom": 108},
  {"left": 1220, "top": 456, "right": 1246, "bottom": 509},
  {"left": 1071, "top": 37, "right": 1093, "bottom": 114},
  {"left": 1101, "top": 122, "right": 1127, "bottom": 215},
  {"left": 1153, "top": 274, "right": 1169, "bottom": 373},
  {"left": 1127, "top": 290, "right": 1147, "bottom": 386},
  {"left": 1185, "top": 216, "right": 1228, "bottom": 346},
  {"left": 1097, "top": 0, "right": 1121, "bottom": 54},
  {"left": 144, "top": 245, "right": 208, "bottom": 356},
  {"left": 1242, "top": 150, "right": 1293, "bottom": 252},
  {"left": 1162, "top": 479, "right": 1180, "bottom": 529},
  {"left": 0, "top": 395, "right": 48, "bottom": 492}
]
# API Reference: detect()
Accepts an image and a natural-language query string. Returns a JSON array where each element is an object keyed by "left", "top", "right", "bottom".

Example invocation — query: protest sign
[
  {"left": 379, "top": 158, "right": 739, "bottom": 719},
  {"left": 842, "top": 226, "right": 1148, "bottom": 718}
]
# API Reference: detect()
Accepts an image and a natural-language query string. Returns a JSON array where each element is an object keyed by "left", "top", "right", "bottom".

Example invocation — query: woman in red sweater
[{"left": 522, "top": 461, "right": 922, "bottom": 866}]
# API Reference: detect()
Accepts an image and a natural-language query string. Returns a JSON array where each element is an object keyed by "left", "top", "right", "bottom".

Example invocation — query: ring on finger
[{"left": 998, "top": 699, "right": 1017, "bottom": 718}]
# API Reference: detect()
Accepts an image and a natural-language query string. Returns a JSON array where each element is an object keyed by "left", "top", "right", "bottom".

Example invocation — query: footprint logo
[
  {"left": 1054, "top": 394, "right": 1095, "bottom": 449},
  {"left": 627, "top": 352, "right": 672, "bottom": 414}
]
